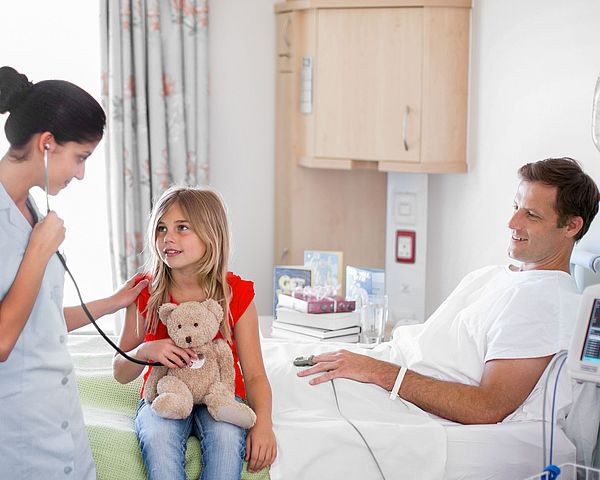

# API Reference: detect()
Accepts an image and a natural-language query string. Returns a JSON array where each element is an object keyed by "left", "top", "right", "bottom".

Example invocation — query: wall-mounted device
[
  {"left": 393, "top": 192, "right": 416, "bottom": 225},
  {"left": 395, "top": 230, "right": 415, "bottom": 263},
  {"left": 568, "top": 283, "right": 600, "bottom": 384}
]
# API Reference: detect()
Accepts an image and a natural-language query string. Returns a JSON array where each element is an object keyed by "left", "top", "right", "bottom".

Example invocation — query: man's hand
[
  {"left": 297, "top": 349, "right": 553, "bottom": 424},
  {"left": 296, "top": 349, "right": 399, "bottom": 391}
]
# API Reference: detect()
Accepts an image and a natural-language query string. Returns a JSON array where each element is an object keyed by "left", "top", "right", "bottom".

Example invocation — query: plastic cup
[{"left": 360, "top": 294, "right": 388, "bottom": 344}]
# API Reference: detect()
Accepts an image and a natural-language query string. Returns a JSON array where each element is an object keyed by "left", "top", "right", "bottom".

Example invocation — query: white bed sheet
[
  {"left": 263, "top": 340, "right": 447, "bottom": 480},
  {"left": 262, "top": 337, "right": 577, "bottom": 480},
  {"left": 443, "top": 421, "right": 575, "bottom": 480}
]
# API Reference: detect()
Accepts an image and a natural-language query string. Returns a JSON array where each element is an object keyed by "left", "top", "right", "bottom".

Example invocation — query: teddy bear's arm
[
  {"left": 143, "top": 366, "right": 168, "bottom": 403},
  {"left": 213, "top": 339, "right": 235, "bottom": 391}
]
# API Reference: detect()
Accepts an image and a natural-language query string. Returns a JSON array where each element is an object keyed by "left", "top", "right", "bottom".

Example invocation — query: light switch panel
[{"left": 393, "top": 192, "right": 416, "bottom": 225}]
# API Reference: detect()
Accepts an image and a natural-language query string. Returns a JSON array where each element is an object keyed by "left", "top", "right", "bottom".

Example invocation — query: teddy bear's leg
[
  {"left": 204, "top": 382, "right": 257, "bottom": 429},
  {"left": 151, "top": 376, "right": 194, "bottom": 420},
  {"left": 142, "top": 366, "right": 168, "bottom": 404}
]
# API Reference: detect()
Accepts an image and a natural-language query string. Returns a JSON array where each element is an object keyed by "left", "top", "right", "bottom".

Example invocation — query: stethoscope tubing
[{"left": 43, "top": 150, "right": 161, "bottom": 367}]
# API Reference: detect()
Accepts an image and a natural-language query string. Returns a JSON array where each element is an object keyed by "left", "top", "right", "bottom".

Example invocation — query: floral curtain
[{"left": 100, "top": 0, "right": 209, "bottom": 287}]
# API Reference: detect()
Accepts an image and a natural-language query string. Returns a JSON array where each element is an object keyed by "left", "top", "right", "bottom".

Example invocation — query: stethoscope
[{"left": 42, "top": 143, "right": 161, "bottom": 367}]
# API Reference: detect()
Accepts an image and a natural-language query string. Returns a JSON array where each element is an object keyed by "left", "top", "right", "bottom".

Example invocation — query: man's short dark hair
[{"left": 518, "top": 157, "right": 600, "bottom": 241}]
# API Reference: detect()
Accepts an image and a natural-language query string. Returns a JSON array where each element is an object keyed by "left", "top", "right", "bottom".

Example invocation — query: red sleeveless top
[{"left": 135, "top": 272, "right": 254, "bottom": 399}]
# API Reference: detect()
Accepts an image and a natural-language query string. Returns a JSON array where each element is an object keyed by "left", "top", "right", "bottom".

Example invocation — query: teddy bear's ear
[
  {"left": 204, "top": 299, "right": 224, "bottom": 320},
  {"left": 158, "top": 303, "right": 178, "bottom": 324}
]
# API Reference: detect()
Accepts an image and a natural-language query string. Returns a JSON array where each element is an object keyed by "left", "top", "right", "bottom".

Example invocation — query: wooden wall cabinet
[{"left": 274, "top": 0, "right": 470, "bottom": 269}]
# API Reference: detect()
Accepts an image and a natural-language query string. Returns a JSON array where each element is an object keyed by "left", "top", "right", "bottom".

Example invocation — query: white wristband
[{"left": 389, "top": 366, "right": 407, "bottom": 400}]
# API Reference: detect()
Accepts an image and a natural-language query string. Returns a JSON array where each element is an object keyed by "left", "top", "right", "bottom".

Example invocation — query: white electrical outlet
[{"left": 397, "top": 237, "right": 412, "bottom": 259}]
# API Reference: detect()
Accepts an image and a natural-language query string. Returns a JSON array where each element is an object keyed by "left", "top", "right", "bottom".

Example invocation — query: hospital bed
[
  {"left": 73, "top": 333, "right": 588, "bottom": 480},
  {"left": 260, "top": 248, "right": 600, "bottom": 480},
  {"left": 71, "top": 250, "right": 600, "bottom": 480},
  {"left": 261, "top": 338, "right": 585, "bottom": 480}
]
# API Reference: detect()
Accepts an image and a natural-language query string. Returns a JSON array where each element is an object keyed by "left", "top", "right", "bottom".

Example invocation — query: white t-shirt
[{"left": 388, "top": 265, "right": 580, "bottom": 421}]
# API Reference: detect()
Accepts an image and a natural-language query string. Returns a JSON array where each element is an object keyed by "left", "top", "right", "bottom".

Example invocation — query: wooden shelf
[{"left": 276, "top": 0, "right": 472, "bottom": 13}]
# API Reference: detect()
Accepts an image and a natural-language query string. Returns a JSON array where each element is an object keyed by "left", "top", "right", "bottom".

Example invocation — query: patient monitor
[{"left": 568, "top": 283, "right": 600, "bottom": 384}]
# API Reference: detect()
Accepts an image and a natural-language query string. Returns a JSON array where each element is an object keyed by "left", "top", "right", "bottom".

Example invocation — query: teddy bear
[{"left": 143, "top": 299, "right": 257, "bottom": 429}]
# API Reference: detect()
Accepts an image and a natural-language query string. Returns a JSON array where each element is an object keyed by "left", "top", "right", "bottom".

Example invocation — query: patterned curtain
[{"left": 100, "top": 0, "right": 209, "bottom": 287}]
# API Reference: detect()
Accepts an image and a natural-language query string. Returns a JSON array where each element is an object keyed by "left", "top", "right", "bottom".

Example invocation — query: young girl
[{"left": 113, "top": 186, "right": 277, "bottom": 479}]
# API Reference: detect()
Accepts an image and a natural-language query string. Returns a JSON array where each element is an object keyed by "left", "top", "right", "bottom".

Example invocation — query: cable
[
  {"left": 330, "top": 379, "right": 386, "bottom": 480},
  {"left": 542, "top": 351, "right": 568, "bottom": 467},
  {"left": 56, "top": 252, "right": 162, "bottom": 367},
  {"left": 549, "top": 355, "right": 568, "bottom": 466},
  {"left": 540, "top": 351, "right": 568, "bottom": 480}
]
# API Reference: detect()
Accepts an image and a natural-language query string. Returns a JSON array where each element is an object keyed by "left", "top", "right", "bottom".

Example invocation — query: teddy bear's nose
[{"left": 185, "top": 336, "right": 192, "bottom": 344}]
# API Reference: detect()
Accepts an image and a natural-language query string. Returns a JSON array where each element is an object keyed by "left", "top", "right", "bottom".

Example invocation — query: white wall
[
  {"left": 209, "top": 0, "right": 277, "bottom": 314},
  {"left": 426, "top": 0, "right": 600, "bottom": 315}
]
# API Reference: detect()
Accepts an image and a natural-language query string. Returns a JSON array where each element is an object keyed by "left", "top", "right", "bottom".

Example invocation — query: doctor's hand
[
  {"left": 110, "top": 275, "right": 149, "bottom": 311},
  {"left": 297, "top": 349, "right": 399, "bottom": 390},
  {"left": 28, "top": 211, "right": 65, "bottom": 260}
]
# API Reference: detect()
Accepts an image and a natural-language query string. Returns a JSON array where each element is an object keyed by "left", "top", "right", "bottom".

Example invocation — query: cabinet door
[
  {"left": 314, "top": 8, "right": 423, "bottom": 163},
  {"left": 276, "top": 13, "right": 293, "bottom": 73}
]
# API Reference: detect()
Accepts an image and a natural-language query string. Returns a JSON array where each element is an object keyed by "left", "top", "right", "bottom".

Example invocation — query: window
[{"left": 1, "top": 1, "right": 115, "bottom": 334}]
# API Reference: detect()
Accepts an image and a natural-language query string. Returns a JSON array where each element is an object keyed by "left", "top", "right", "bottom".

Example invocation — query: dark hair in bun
[
  {"left": 0, "top": 66, "right": 33, "bottom": 114},
  {"left": 0, "top": 66, "right": 105, "bottom": 148}
]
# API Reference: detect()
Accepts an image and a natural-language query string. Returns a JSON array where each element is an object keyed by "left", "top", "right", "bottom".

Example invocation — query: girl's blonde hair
[{"left": 144, "top": 186, "right": 232, "bottom": 341}]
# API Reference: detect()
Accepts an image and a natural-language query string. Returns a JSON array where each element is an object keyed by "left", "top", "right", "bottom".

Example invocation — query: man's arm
[{"left": 297, "top": 350, "right": 552, "bottom": 424}]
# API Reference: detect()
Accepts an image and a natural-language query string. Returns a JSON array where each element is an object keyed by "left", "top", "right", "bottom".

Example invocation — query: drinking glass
[{"left": 360, "top": 294, "right": 388, "bottom": 344}]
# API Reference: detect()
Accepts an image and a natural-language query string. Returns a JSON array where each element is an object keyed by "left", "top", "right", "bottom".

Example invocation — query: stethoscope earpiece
[{"left": 43, "top": 145, "right": 50, "bottom": 213}]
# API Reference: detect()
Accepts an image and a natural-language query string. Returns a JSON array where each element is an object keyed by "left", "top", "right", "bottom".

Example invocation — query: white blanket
[{"left": 263, "top": 340, "right": 447, "bottom": 480}]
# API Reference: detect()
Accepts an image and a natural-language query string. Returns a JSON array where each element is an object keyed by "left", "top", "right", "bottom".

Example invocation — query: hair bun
[{"left": 0, "top": 66, "right": 34, "bottom": 114}]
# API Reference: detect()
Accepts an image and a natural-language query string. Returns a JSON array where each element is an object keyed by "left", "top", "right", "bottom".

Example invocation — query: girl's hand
[
  {"left": 111, "top": 275, "right": 149, "bottom": 311},
  {"left": 245, "top": 422, "right": 277, "bottom": 473},
  {"left": 28, "top": 211, "right": 65, "bottom": 259},
  {"left": 138, "top": 338, "right": 198, "bottom": 369}
]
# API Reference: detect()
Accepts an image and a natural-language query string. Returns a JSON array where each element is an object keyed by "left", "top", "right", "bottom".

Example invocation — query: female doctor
[{"left": 0, "top": 66, "right": 148, "bottom": 479}]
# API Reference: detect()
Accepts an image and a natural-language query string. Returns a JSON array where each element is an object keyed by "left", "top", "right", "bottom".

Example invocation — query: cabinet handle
[
  {"left": 300, "top": 56, "right": 313, "bottom": 114},
  {"left": 403, "top": 106, "right": 410, "bottom": 151},
  {"left": 280, "top": 248, "right": 289, "bottom": 262},
  {"left": 283, "top": 18, "right": 291, "bottom": 48}
]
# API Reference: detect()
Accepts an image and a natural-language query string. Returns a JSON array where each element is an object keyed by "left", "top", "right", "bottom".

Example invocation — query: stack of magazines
[{"left": 273, "top": 293, "right": 361, "bottom": 343}]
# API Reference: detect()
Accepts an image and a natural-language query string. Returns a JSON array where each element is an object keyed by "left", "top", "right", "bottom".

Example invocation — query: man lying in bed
[{"left": 299, "top": 157, "right": 599, "bottom": 425}]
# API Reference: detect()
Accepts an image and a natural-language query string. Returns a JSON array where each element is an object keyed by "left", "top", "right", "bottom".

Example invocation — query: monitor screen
[{"left": 581, "top": 298, "right": 600, "bottom": 364}]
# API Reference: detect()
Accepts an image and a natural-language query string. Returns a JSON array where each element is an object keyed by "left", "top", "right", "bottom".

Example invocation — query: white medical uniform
[
  {"left": 389, "top": 265, "right": 580, "bottom": 421},
  {"left": 0, "top": 182, "right": 95, "bottom": 480}
]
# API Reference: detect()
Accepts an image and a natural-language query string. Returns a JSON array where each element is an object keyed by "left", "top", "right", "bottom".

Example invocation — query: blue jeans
[{"left": 134, "top": 399, "right": 246, "bottom": 480}]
